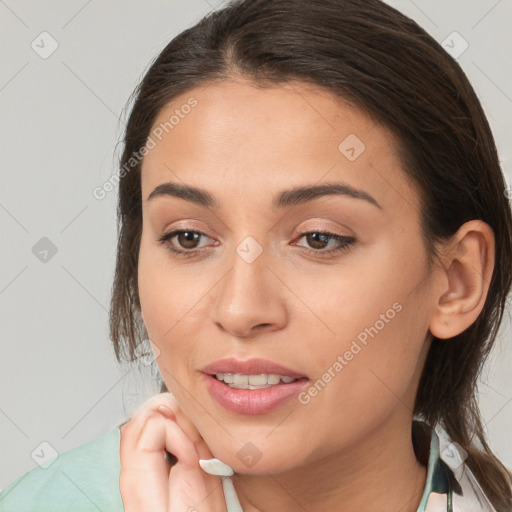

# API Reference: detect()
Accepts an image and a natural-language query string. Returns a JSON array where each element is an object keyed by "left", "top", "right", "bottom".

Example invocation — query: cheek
[
  {"left": 288, "top": 235, "right": 431, "bottom": 427},
  {"left": 287, "top": 230, "right": 430, "bottom": 352},
  {"left": 138, "top": 228, "right": 206, "bottom": 328},
  {"left": 288, "top": 300, "right": 430, "bottom": 462},
  {"left": 137, "top": 239, "right": 201, "bottom": 361}
]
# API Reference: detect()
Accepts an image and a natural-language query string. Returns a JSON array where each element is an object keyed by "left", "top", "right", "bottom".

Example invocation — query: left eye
[{"left": 293, "top": 231, "right": 355, "bottom": 256}]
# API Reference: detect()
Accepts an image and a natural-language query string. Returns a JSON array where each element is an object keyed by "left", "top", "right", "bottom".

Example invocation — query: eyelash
[{"left": 156, "top": 229, "right": 355, "bottom": 259}]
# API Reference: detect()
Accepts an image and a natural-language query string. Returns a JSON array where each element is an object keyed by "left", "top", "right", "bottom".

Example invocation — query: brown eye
[
  {"left": 294, "top": 231, "right": 356, "bottom": 257},
  {"left": 304, "top": 232, "right": 331, "bottom": 250},
  {"left": 175, "top": 231, "right": 201, "bottom": 249},
  {"left": 156, "top": 229, "right": 214, "bottom": 257}
]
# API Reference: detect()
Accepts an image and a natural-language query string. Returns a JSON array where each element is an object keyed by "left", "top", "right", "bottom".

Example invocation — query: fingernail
[{"left": 157, "top": 405, "right": 174, "bottom": 418}]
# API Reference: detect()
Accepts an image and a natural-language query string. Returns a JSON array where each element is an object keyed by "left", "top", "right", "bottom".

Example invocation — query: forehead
[
  {"left": 145, "top": 78, "right": 379, "bottom": 158},
  {"left": 140, "top": 78, "right": 419, "bottom": 215}
]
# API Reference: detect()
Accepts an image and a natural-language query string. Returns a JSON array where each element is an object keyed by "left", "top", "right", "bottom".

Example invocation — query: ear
[{"left": 429, "top": 220, "right": 495, "bottom": 339}]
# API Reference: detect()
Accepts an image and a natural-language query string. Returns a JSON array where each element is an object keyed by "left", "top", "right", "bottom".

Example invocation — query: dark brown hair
[{"left": 109, "top": 0, "right": 512, "bottom": 508}]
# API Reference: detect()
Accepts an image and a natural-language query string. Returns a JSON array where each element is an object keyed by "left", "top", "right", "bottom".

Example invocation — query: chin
[{"left": 210, "top": 442, "right": 304, "bottom": 477}]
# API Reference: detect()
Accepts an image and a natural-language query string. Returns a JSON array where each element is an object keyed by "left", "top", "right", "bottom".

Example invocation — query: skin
[{"left": 119, "top": 77, "right": 495, "bottom": 511}]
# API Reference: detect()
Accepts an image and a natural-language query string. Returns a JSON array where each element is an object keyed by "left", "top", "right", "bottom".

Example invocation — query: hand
[{"left": 119, "top": 392, "right": 228, "bottom": 512}]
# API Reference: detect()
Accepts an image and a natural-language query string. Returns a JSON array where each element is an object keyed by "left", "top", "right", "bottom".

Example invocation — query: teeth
[
  {"left": 214, "top": 373, "right": 299, "bottom": 389},
  {"left": 267, "top": 374, "right": 280, "bottom": 385},
  {"left": 248, "top": 374, "right": 267, "bottom": 385},
  {"left": 233, "top": 374, "right": 249, "bottom": 386}
]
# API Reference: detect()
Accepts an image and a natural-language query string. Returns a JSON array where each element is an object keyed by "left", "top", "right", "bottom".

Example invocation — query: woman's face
[{"left": 138, "top": 78, "right": 437, "bottom": 474}]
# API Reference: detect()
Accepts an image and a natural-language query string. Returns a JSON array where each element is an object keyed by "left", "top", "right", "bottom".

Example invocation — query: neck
[{"left": 232, "top": 411, "right": 428, "bottom": 512}]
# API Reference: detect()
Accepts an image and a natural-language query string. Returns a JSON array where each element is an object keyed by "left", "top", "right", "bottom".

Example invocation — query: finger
[
  {"left": 120, "top": 410, "right": 171, "bottom": 512},
  {"left": 138, "top": 409, "right": 200, "bottom": 469},
  {"left": 147, "top": 412, "right": 221, "bottom": 511},
  {"left": 133, "top": 392, "right": 215, "bottom": 462},
  {"left": 120, "top": 395, "right": 226, "bottom": 512},
  {"left": 128, "top": 393, "right": 179, "bottom": 429},
  {"left": 168, "top": 457, "right": 229, "bottom": 512},
  {"left": 121, "top": 409, "right": 201, "bottom": 512},
  {"left": 134, "top": 395, "right": 226, "bottom": 509},
  {"left": 158, "top": 394, "right": 217, "bottom": 462}
]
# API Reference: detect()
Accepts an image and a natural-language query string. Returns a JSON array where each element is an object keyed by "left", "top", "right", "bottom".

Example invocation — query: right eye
[{"left": 156, "top": 229, "right": 215, "bottom": 257}]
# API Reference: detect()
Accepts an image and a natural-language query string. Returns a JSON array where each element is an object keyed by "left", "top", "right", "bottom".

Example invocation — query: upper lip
[{"left": 201, "top": 358, "right": 308, "bottom": 379}]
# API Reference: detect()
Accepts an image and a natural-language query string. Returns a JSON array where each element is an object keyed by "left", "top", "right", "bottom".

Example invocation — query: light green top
[
  {"left": 0, "top": 427, "right": 124, "bottom": 512},
  {"left": 0, "top": 419, "right": 486, "bottom": 511}
]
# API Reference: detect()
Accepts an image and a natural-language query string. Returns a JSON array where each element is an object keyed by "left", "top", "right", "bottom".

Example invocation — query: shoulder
[{"left": 0, "top": 426, "right": 125, "bottom": 512}]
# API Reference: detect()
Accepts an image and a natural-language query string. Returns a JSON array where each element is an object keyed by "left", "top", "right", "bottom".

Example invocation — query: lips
[
  {"left": 202, "top": 373, "right": 310, "bottom": 414},
  {"left": 201, "top": 357, "right": 308, "bottom": 379},
  {"left": 201, "top": 357, "right": 310, "bottom": 414}
]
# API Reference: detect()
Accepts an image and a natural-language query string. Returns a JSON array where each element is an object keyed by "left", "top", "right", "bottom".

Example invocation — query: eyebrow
[{"left": 145, "top": 181, "right": 382, "bottom": 210}]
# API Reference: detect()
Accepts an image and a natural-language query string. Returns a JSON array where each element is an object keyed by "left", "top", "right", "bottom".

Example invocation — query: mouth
[
  {"left": 201, "top": 357, "right": 308, "bottom": 380},
  {"left": 211, "top": 372, "right": 306, "bottom": 389},
  {"left": 200, "top": 358, "right": 310, "bottom": 414}
]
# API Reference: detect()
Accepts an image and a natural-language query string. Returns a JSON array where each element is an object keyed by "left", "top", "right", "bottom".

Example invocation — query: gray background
[{"left": 1, "top": 0, "right": 511, "bottom": 490}]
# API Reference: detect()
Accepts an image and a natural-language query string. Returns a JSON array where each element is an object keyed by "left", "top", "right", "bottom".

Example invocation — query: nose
[{"left": 209, "top": 245, "right": 288, "bottom": 339}]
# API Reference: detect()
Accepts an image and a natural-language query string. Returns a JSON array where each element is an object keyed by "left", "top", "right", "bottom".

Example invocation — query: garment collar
[{"left": 415, "top": 419, "right": 457, "bottom": 511}]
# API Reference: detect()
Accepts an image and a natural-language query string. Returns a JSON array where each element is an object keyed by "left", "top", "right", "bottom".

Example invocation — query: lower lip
[{"left": 203, "top": 374, "right": 310, "bottom": 415}]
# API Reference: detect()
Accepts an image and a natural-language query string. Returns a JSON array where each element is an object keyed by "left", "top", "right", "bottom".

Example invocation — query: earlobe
[{"left": 429, "top": 220, "right": 495, "bottom": 340}]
